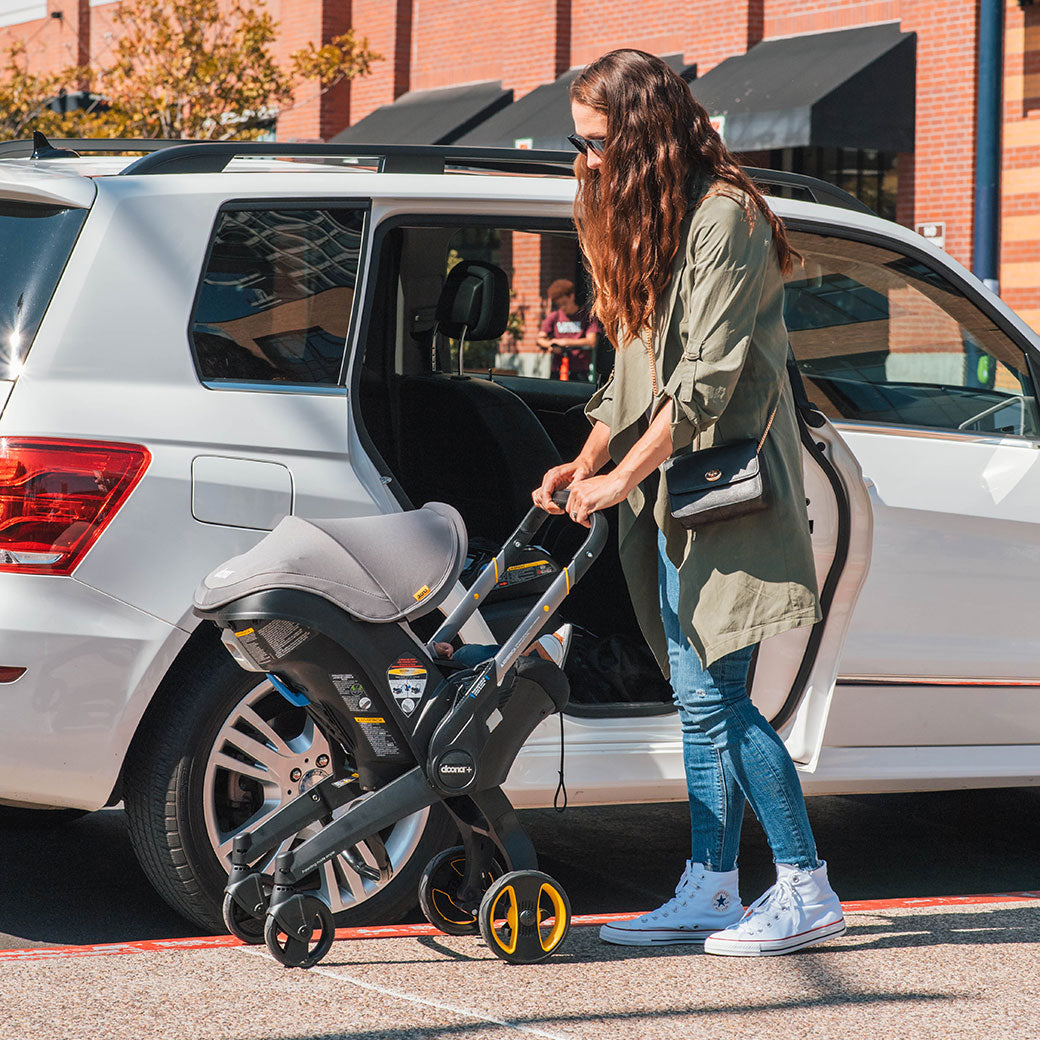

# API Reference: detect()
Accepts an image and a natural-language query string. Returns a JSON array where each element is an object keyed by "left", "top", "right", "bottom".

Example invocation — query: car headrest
[{"left": 436, "top": 260, "right": 509, "bottom": 341}]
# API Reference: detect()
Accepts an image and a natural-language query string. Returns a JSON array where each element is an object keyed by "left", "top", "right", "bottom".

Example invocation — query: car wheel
[{"left": 124, "top": 641, "right": 456, "bottom": 933}]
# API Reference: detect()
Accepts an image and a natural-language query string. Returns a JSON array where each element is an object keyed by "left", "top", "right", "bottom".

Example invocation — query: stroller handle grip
[
  {"left": 488, "top": 502, "right": 606, "bottom": 683},
  {"left": 429, "top": 493, "right": 607, "bottom": 654}
]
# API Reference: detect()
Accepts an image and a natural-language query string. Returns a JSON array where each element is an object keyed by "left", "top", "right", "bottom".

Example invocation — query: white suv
[{"left": 2, "top": 137, "right": 1039, "bottom": 932}]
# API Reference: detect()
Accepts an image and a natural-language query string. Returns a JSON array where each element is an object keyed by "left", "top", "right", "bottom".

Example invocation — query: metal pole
[{"left": 973, "top": 0, "right": 1005, "bottom": 295}]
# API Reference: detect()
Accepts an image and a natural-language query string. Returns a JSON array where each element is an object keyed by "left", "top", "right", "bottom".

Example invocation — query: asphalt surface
[
  {"left": 2, "top": 788, "right": 1040, "bottom": 949},
  {"left": 2, "top": 790, "right": 1039, "bottom": 1039},
  {"left": 2, "top": 899, "right": 1039, "bottom": 1039}
]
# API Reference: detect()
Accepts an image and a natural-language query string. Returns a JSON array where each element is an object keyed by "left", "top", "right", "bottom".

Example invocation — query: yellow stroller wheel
[{"left": 478, "top": 870, "right": 571, "bottom": 963}]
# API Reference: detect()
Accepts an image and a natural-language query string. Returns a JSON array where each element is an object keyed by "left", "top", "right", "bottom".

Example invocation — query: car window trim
[
  {"left": 784, "top": 216, "right": 1040, "bottom": 440},
  {"left": 186, "top": 196, "right": 372, "bottom": 392}
]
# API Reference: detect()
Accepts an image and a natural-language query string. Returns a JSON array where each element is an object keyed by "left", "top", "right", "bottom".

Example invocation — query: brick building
[{"left": 2, "top": 0, "right": 1038, "bottom": 335}]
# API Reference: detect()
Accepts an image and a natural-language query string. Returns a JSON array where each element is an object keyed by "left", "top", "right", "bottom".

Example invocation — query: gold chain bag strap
[{"left": 652, "top": 340, "right": 782, "bottom": 529}]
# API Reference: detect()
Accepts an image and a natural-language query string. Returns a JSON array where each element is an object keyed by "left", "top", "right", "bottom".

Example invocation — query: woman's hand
[
  {"left": 533, "top": 460, "right": 591, "bottom": 513},
  {"left": 564, "top": 471, "right": 635, "bottom": 527},
  {"left": 533, "top": 421, "right": 612, "bottom": 514}
]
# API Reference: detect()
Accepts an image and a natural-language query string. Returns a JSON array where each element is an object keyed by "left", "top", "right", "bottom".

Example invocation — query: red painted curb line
[{"left": 3, "top": 892, "right": 1038, "bottom": 962}]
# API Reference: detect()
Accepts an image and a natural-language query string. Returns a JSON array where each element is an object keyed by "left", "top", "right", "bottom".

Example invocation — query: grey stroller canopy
[{"left": 195, "top": 502, "right": 467, "bottom": 624}]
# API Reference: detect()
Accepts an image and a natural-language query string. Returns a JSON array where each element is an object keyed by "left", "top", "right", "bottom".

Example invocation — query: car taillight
[{"left": 0, "top": 438, "right": 151, "bottom": 575}]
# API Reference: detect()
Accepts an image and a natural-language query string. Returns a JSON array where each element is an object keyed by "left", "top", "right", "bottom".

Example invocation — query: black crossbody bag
[{"left": 650, "top": 341, "right": 782, "bottom": 530}]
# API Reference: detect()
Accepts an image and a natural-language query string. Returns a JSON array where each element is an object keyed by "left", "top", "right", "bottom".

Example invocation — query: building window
[{"left": 764, "top": 148, "right": 899, "bottom": 221}]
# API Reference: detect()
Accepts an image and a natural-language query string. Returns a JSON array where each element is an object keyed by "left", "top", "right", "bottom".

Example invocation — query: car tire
[{"left": 124, "top": 640, "right": 456, "bottom": 933}]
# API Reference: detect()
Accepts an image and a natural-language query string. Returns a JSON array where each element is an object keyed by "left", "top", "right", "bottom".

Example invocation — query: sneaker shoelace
[
  {"left": 739, "top": 876, "right": 798, "bottom": 934},
  {"left": 644, "top": 866, "right": 704, "bottom": 920}
]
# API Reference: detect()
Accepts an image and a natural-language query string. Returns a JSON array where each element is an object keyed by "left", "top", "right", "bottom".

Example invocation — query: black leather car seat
[{"left": 395, "top": 261, "right": 562, "bottom": 542}]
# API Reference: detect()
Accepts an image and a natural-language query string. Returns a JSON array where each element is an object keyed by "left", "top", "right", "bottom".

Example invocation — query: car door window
[
  {"left": 785, "top": 232, "right": 1040, "bottom": 438},
  {"left": 440, "top": 226, "right": 608, "bottom": 385},
  {"left": 191, "top": 206, "right": 364, "bottom": 386}
]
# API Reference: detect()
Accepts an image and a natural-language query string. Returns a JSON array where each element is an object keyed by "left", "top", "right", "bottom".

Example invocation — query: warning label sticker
[
  {"left": 387, "top": 657, "right": 427, "bottom": 717},
  {"left": 354, "top": 717, "right": 401, "bottom": 757},
  {"left": 235, "top": 620, "right": 311, "bottom": 668},
  {"left": 331, "top": 673, "right": 371, "bottom": 713}
]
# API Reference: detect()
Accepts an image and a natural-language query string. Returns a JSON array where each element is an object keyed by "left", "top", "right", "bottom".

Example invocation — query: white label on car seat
[
  {"left": 387, "top": 657, "right": 427, "bottom": 717},
  {"left": 331, "top": 673, "right": 368, "bottom": 710},
  {"left": 254, "top": 619, "right": 311, "bottom": 660}
]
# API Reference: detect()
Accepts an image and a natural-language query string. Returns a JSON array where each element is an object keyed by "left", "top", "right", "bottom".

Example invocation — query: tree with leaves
[
  {"left": 0, "top": 0, "right": 380, "bottom": 142},
  {"left": 0, "top": 43, "right": 107, "bottom": 140}
]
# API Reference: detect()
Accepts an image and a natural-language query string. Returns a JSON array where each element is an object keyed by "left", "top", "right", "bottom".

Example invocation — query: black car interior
[{"left": 356, "top": 222, "right": 673, "bottom": 713}]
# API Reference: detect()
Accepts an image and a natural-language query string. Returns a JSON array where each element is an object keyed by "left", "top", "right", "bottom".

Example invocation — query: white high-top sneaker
[
  {"left": 599, "top": 861, "right": 743, "bottom": 946},
  {"left": 703, "top": 860, "right": 845, "bottom": 956}
]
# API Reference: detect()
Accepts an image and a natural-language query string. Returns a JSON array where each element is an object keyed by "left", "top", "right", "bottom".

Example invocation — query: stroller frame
[{"left": 194, "top": 494, "right": 606, "bottom": 966}]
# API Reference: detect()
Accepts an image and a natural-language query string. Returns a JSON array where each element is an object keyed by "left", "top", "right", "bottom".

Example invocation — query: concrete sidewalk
[{"left": 3, "top": 898, "right": 1039, "bottom": 1040}]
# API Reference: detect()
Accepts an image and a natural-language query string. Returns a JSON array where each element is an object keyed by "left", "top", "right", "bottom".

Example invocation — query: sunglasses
[{"left": 568, "top": 133, "right": 606, "bottom": 156}]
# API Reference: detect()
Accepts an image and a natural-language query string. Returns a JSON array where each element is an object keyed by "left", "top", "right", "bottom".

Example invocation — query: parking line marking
[
  {"left": 238, "top": 946, "right": 572, "bottom": 1040},
  {"left": 840, "top": 891, "right": 1040, "bottom": 912},
  {"left": 2, "top": 892, "right": 1038, "bottom": 962}
]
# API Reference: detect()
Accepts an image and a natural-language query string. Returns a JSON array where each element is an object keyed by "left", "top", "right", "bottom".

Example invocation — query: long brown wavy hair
[{"left": 570, "top": 49, "right": 797, "bottom": 348}]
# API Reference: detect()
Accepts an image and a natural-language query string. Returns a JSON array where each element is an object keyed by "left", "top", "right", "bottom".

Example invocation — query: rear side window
[
  {"left": 191, "top": 206, "right": 365, "bottom": 386},
  {"left": 0, "top": 202, "right": 86, "bottom": 380}
]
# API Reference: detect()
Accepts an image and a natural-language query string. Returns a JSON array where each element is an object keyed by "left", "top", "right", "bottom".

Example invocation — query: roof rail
[
  {"left": 0, "top": 138, "right": 873, "bottom": 214},
  {"left": 114, "top": 142, "right": 576, "bottom": 177},
  {"left": 743, "top": 167, "right": 873, "bottom": 214},
  {"left": 0, "top": 138, "right": 201, "bottom": 159}
]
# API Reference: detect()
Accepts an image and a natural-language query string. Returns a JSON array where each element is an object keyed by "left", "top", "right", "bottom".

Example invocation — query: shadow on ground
[
  {"left": 0, "top": 807, "right": 199, "bottom": 947},
  {"left": 2, "top": 787, "right": 1039, "bottom": 949}
]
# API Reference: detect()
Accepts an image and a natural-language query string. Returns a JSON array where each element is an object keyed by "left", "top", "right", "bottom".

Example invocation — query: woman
[{"left": 533, "top": 49, "right": 845, "bottom": 957}]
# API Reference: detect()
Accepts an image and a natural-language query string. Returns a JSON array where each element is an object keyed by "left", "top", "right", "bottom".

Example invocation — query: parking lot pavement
[{"left": 2, "top": 897, "right": 1039, "bottom": 1040}]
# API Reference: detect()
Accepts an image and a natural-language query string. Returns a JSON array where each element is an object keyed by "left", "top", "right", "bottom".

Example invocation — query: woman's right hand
[{"left": 533, "top": 460, "right": 591, "bottom": 513}]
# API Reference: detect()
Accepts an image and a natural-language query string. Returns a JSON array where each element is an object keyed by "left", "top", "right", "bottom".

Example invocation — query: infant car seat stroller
[{"left": 193, "top": 492, "right": 605, "bottom": 967}]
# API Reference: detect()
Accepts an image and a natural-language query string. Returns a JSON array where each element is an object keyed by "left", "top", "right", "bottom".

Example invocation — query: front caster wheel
[
  {"left": 478, "top": 870, "right": 571, "bottom": 964},
  {"left": 264, "top": 896, "right": 336, "bottom": 968},
  {"left": 418, "top": 846, "right": 504, "bottom": 936},
  {"left": 223, "top": 890, "right": 267, "bottom": 945}
]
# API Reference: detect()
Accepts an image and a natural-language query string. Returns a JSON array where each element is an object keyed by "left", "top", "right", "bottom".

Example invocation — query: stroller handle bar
[{"left": 428, "top": 491, "right": 608, "bottom": 684}]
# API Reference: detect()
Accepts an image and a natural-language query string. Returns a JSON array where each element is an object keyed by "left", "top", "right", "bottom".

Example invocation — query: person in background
[{"left": 537, "top": 278, "right": 600, "bottom": 381}]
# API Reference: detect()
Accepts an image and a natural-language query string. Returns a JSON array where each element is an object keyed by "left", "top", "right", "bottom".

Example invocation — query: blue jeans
[
  {"left": 450, "top": 644, "right": 498, "bottom": 668},
  {"left": 658, "top": 529, "right": 820, "bottom": 872}
]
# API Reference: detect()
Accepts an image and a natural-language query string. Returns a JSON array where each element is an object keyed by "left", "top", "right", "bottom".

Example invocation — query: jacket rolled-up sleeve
[
  {"left": 584, "top": 374, "right": 615, "bottom": 428},
  {"left": 661, "top": 194, "right": 771, "bottom": 453}
]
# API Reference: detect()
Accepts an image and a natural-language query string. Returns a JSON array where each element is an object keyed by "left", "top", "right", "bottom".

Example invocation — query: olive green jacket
[{"left": 585, "top": 183, "right": 821, "bottom": 672}]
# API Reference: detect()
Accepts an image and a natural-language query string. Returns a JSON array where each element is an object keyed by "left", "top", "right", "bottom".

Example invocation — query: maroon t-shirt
[{"left": 540, "top": 308, "right": 600, "bottom": 380}]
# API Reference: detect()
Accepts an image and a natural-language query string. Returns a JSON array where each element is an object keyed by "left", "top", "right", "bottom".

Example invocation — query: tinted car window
[
  {"left": 191, "top": 207, "right": 364, "bottom": 385},
  {"left": 0, "top": 202, "right": 86, "bottom": 380},
  {"left": 786, "top": 233, "right": 1040, "bottom": 438}
]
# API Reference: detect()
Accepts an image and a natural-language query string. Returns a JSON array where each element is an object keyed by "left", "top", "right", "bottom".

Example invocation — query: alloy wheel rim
[{"left": 202, "top": 678, "right": 427, "bottom": 916}]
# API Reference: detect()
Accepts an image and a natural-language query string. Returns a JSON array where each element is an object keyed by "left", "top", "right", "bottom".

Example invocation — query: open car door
[{"left": 749, "top": 382, "right": 873, "bottom": 771}]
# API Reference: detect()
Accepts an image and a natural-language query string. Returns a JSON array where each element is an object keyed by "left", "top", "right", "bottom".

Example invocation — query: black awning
[
  {"left": 456, "top": 55, "right": 696, "bottom": 150},
  {"left": 330, "top": 81, "right": 513, "bottom": 146},
  {"left": 690, "top": 24, "right": 915, "bottom": 153}
]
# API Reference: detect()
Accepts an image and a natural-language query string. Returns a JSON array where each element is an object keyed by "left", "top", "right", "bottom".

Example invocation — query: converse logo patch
[{"left": 712, "top": 891, "right": 731, "bottom": 912}]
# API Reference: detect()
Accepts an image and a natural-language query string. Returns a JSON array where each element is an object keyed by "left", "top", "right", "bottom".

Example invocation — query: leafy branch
[{"left": 0, "top": 0, "right": 381, "bottom": 142}]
